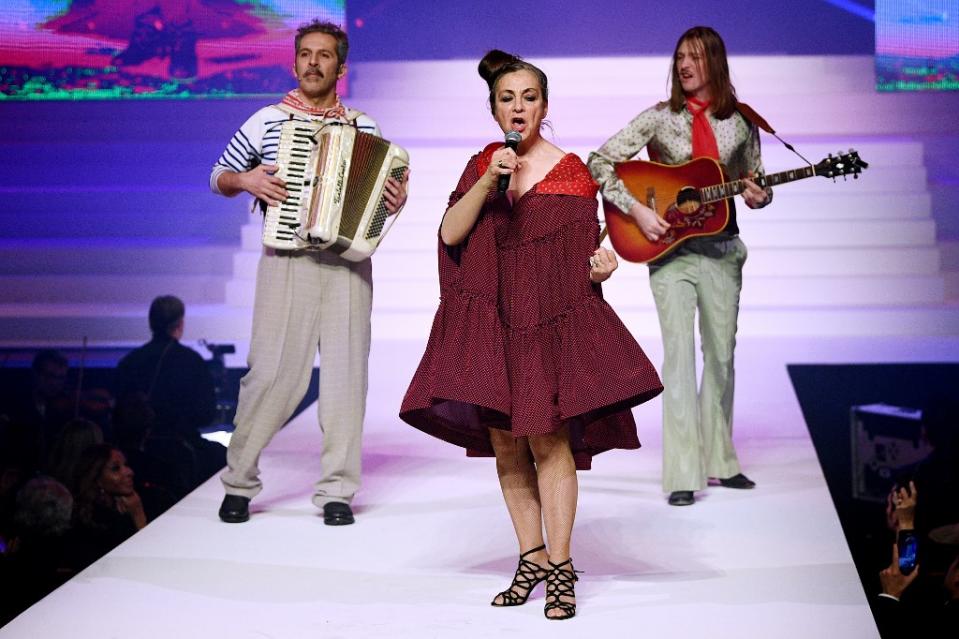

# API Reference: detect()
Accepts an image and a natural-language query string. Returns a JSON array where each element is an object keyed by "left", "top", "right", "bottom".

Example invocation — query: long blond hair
[{"left": 668, "top": 26, "right": 737, "bottom": 119}]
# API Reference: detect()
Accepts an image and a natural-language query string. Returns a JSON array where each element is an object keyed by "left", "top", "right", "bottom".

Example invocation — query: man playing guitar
[{"left": 588, "top": 26, "right": 771, "bottom": 507}]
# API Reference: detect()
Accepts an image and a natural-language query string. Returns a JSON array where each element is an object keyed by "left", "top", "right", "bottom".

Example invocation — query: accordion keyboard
[
  {"left": 262, "top": 119, "right": 409, "bottom": 258},
  {"left": 263, "top": 123, "right": 320, "bottom": 245}
]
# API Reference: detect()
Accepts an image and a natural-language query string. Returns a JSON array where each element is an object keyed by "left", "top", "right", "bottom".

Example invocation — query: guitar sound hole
[{"left": 675, "top": 186, "right": 702, "bottom": 214}]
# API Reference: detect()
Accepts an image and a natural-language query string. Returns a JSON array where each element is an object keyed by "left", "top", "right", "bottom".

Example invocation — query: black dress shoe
[
  {"left": 219, "top": 495, "right": 250, "bottom": 523},
  {"left": 668, "top": 490, "right": 695, "bottom": 506},
  {"left": 323, "top": 502, "right": 354, "bottom": 526},
  {"left": 718, "top": 473, "right": 756, "bottom": 489}
]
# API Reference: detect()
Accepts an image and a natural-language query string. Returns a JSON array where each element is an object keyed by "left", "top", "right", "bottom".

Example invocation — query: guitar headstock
[{"left": 815, "top": 149, "right": 869, "bottom": 180}]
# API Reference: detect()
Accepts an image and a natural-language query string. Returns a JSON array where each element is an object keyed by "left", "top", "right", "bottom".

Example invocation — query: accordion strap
[
  {"left": 344, "top": 108, "right": 364, "bottom": 129},
  {"left": 273, "top": 102, "right": 364, "bottom": 129},
  {"left": 274, "top": 103, "right": 300, "bottom": 118}
]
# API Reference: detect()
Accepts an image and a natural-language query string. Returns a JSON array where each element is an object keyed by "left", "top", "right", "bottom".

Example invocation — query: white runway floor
[{"left": 7, "top": 336, "right": 955, "bottom": 638}]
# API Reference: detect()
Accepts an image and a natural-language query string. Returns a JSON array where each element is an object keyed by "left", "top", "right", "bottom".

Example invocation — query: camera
[{"left": 201, "top": 341, "right": 235, "bottom": 358}]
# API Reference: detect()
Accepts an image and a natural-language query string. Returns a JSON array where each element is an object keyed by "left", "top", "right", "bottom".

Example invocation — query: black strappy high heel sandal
[
  {"left": 544, "top": 558, "right": 579, "bottom": 620},
  {"left": 490, "top": 544, "right": 549, "bottom": 607}
]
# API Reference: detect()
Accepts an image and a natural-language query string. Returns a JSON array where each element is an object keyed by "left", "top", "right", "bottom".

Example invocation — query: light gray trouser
[
  {"left": 649, "top": 237, "right": 747, "bottom": 493},
  {"left": 221, "top": 248, "right": 372, "bottom": 507}
]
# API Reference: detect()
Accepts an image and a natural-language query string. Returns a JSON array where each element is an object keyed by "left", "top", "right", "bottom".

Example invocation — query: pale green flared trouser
[
  {"left": 649, "top": 237, "right": 747, "bottom": 493},
  {"left": 221, "top": 248, "right": 372, "bottom": 507}
]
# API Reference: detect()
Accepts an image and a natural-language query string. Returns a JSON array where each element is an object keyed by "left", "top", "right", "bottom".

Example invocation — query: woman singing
[{"left": 400, "top": 50, "right": 662, "bottom": 620}]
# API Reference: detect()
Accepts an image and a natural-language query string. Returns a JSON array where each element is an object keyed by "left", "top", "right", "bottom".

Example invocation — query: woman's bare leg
[
  {"left": 527, "top": 426, "right": 578, "bottom": 618},
  {"left": 489, "top": 427, "right": 549, "bottom": 603}
]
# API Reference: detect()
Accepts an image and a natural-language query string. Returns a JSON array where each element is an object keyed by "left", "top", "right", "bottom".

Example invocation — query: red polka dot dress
[{"left": 400, "top": 145, "right": 663, "bottom": 469}]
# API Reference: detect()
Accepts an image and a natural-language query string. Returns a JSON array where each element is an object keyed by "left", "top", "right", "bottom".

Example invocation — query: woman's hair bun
[{"left": 478, "top": 49, "right": 521, "bottom": 87}]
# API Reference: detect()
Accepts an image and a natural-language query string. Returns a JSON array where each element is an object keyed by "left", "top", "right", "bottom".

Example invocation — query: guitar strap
[
  {"left": 736, "top": 100, "right": 815, "bottom": 169},
  {"left": 735, "top": 101, "right": 776, "bottom": 135}
]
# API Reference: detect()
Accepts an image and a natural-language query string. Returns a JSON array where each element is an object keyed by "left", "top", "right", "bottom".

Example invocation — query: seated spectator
[
  {"left": 876, "top": 542, "right": 919, "bottom": 637},
  {"left": 113, "top": 392, "right": 185, "bottom": 515},
  {"left": 0, "top": 350, "right": 73, "bottom": 545},
  {"left": 114, "top": 295, "right": 225, "bottom": 486},
  {"left": 70, "top": 444, "right": 146, "bottom": 569},
  {"left": 876, "top": 483, "right": 959, "bottom": 637},
  {"left": 0, "top": 349, "right": 74, "bottom": 479},
  {"left": 44, "top": 418, "right": 103, "bottom": 488},
  {"left": 0, "top": 477, "right": 76, "bottom": 626},
  {"left": 24, "top": 350, "right": 72, "bottom": 431}
]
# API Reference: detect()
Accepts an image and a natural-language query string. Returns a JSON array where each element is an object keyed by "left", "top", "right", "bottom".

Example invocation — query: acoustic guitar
[{"left": 601, "top": 150, "right": 868, "bottom": 263}]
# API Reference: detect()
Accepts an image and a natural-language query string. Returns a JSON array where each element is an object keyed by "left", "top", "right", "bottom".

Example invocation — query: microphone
[{"left": 497, "top": 131, "right": 522, "bottom": 194}]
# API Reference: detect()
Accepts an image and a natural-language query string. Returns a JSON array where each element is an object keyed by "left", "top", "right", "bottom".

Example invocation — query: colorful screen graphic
[
  {"left": 0, "top": 1, "right": 345, "bottom": 99},
  {"left": 876, "top": 0, "right": 959, "bottom": 91}
]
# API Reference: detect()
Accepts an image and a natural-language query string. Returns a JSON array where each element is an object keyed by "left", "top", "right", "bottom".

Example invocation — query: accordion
[{"left": 262, "top": 120, "right": 409, "bottom": 260}]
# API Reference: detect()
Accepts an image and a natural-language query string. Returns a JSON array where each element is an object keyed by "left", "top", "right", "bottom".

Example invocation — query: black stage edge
[{"left": 788, "top": 362, "right": 959, "bottom": 634}]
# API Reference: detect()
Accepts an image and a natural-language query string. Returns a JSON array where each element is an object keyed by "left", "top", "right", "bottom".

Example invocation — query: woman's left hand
[
  {"left": 742, "top": 173, "right": 769, "bottom": 209},
  {"left": 384, "top": 168, "right": 410, "bottom": 215},
  {"left": 589, "top": 247, "right": 618, "bottom": 283}
]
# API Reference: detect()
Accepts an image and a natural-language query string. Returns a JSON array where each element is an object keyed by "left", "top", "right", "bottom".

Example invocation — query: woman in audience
[
  {"left": 45, "top": 417, "right": 103, "bottom": 487},
  {"left": 71, "top": 444, "right": 147, "bottom": 567}
]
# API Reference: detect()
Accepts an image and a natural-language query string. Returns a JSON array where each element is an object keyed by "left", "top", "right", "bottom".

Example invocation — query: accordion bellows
[{"left": 263, "top": 120, "right": 409, "bottom": 260}]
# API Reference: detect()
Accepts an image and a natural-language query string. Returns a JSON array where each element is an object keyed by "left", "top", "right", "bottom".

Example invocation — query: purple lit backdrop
[
  {"left": 0, "top": 0, "right": 888, "bottom": 258},
  {"left": 346, "top": 0, "right": 875, "bottom": 60},
  {"left": 4, "top": 0, "right": 958, "bottom": 263}
]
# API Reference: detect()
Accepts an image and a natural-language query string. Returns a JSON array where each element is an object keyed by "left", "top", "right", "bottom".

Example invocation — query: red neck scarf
[
  {"left": 280, "top": 90, "right": 348, "bottom": 120},
  {"left": 686, "top": 96, "right": 719, "bottom": 160}
]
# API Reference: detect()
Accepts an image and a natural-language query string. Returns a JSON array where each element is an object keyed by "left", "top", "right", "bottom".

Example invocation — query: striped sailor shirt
[{"left": 209, "top": 104, "right": 380, "bottom": 195}]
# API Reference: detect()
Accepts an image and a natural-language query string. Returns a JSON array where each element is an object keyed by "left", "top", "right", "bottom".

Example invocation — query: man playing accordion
[{"left": 210, "top": 19, "right": 409, "bottom": 526}]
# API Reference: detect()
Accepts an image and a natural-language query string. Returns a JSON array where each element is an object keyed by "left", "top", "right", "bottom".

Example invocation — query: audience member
[
  {"left": 1, "top": 301, "right": 241, "bottom": 620},
  {"left": 44, "top": 418, "right": 104, "bottom": 488},
  {"left": 876, "top": 482, "right": 959, "bottom": 637},
  {"left": 112, "top": 392, "right": 184, "bottom": 515},
  {"left": 0, "top": 477, "right": 76, "bottom": 626},
  {"left": 70, "top": 444, "right": 146, "bottom": 569},
  {"left": 23, "top": 350, "right": 72, "bottom": 430},
  {"left": 115, "top": 295, "right": 225, "bottom": 486},
  {"left": 0, "top": 350, "right": 74, "bottom": 545},
  {"left": 875, "top": 542, "right": 920, "bottom": 637},
  {"left": 0, "top": 349, "right": 73, "bottom": 476}
]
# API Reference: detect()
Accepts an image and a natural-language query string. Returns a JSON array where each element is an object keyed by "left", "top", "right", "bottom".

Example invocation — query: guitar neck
[{"left": 700, "top": 165, "right": 816, "bottom": 204}]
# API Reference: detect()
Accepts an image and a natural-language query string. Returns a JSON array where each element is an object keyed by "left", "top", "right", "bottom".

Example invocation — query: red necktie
[{"left": 687, "top": 96, "right": 719, "bottom": 160}]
